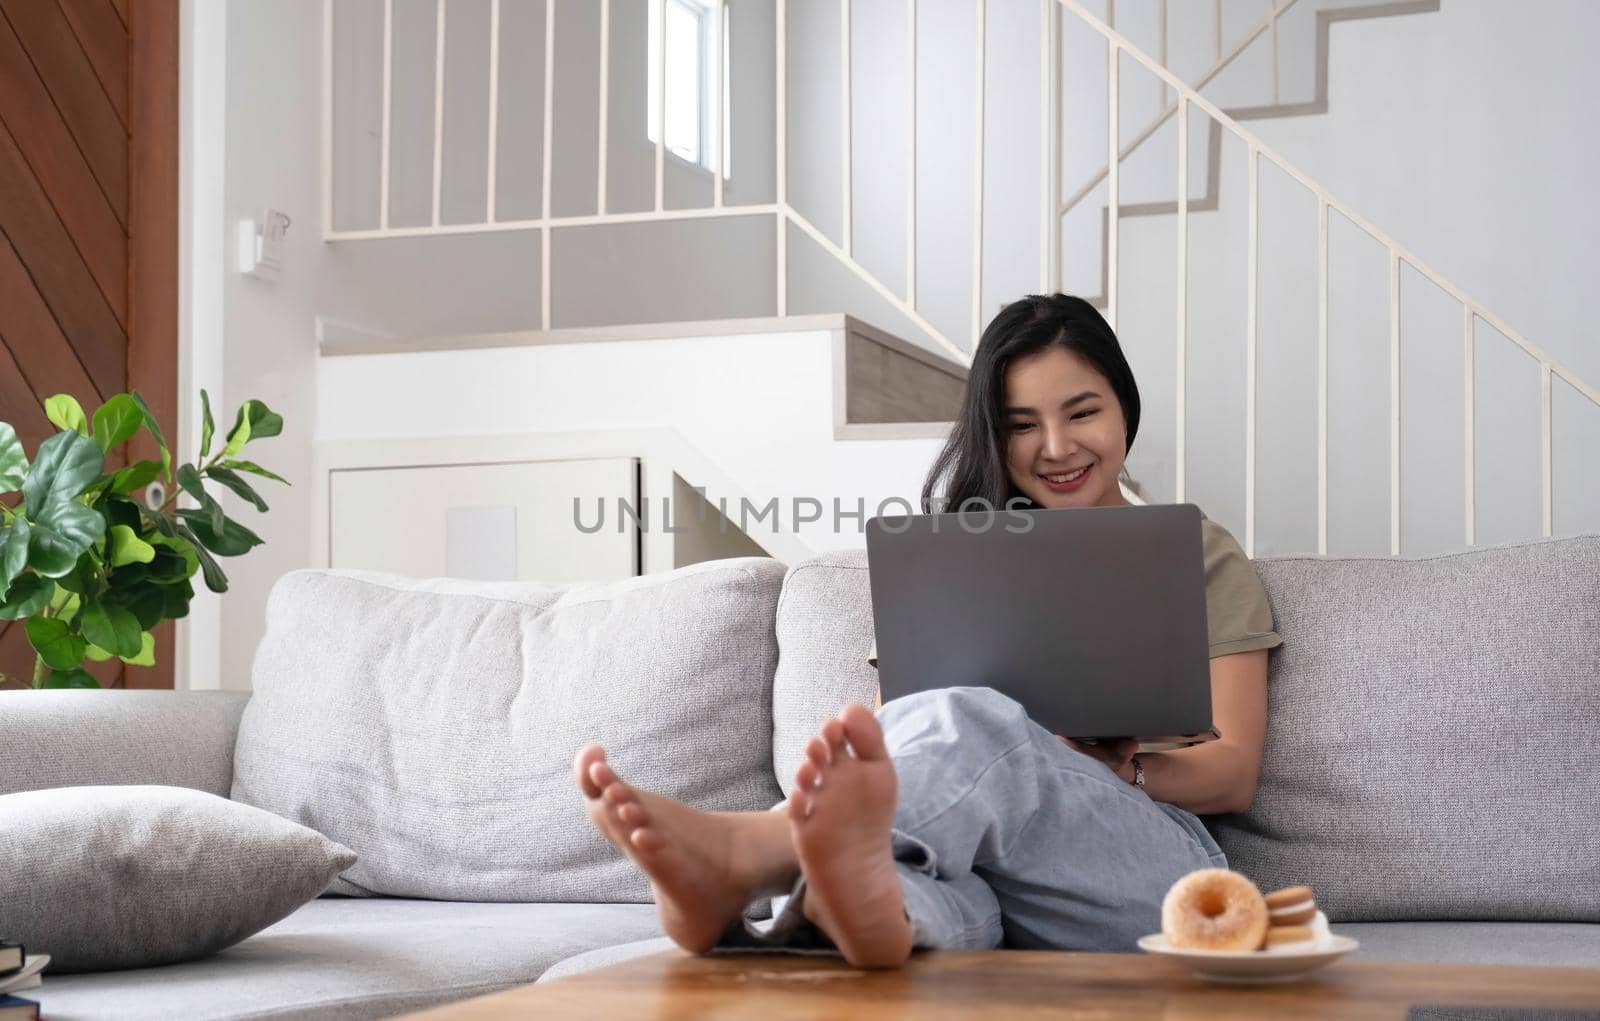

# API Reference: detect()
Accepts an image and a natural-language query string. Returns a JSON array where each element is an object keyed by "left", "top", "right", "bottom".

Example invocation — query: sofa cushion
[
  {"left": 1206, "top": 535, "right": 1600, "bottom": 922},
  {"left": 232, "top": 559, "right": 788, "bottom": 902},
  {"left": 0, "top": 691, "right": 249, "bottom": 798},
  {"left": 0, "top": 785, "right": 354, "bottom": 973},
  {"left": 1338, "top": 921, "right": 1600, "bottom": 969},
  {"left": 29, "top": 898, "right": 664, "bottom": 1021},
  {"left": 770, "top": 550, "right": 879, "bottom": 794}
]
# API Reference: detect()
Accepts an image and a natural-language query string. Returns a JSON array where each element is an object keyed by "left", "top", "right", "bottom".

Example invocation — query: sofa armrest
[{"left": 0, "top": 690, "right": 250, "bottom": 798}]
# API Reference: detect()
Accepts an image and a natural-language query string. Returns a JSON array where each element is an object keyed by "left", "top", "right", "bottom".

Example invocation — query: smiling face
[{"left": 1002, "top": 344, "right": 1129, "bottom": 510}]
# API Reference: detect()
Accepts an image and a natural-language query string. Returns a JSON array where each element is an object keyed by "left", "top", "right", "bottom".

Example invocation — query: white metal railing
[{"left": 322, "top": 0, "right": 1599, "bottom": 557}]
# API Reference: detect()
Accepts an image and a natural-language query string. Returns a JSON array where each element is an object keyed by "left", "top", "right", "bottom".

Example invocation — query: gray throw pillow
[
  {"left": 232, "top": 559, "right": 788, "bottom": 903},
  {"left": 1205, "top": 535, "right": 1600, "bottom": 922},
  {"left": 0, "top": 785, "right": 355, "bottom": 973}
]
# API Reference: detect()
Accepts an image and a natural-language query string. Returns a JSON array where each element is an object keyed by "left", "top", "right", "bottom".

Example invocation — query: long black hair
[{"left": 921, "top": 293, "right": 1141, "bottom": 513}]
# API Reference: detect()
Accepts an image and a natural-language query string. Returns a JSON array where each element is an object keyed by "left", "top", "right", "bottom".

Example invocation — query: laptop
[{"left": 863, "top": 503, "right": 1219, "bottom": 746}]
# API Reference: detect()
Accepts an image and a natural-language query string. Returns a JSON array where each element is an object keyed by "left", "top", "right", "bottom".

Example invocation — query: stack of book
[{"left": 0, "top": 940, "right": 47, "bottom": 1020}]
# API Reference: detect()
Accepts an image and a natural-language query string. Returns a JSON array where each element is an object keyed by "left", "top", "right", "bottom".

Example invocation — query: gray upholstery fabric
[
  {"left": 538, "top": 936, "right": 677, "bottom": 983},
  {"left": 770, "top": 549, "right": 879, "bottom": 794},
  {"left": 0, "top": 785, "right": 354, "bottom": 973},
  {"left": 0, "top": 690, "right": 249, "bottom": 797},
  {"left": 1206, "top": 536, "right": 1600, "bottom": 922},
  {"left": 232, "top": 560, "right": 789, "bottom": 903},
  {"left": 30, "top": 898, "right": 664, "bottom": 1021},
  {"left": 1338, "top": 921, "right": 1600, "bottom": 968}
]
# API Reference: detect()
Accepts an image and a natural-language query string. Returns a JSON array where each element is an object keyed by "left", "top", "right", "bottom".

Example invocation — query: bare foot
[
  {"left": 787, "top": 704, "right": 913, "bottom": 968},
  {"left": 574, "top": 745, "right": 797, "bottom": 953}
]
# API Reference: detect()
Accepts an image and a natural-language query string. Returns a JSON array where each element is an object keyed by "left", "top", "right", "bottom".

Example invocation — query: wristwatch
[{"left": 1131, "top": 755, "right": 1145, "bottom": 789}]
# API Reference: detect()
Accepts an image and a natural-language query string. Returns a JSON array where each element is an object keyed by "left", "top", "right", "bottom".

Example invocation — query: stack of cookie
[{"left": 1261, "top": 885, "right": 1318, "bottom": 948}]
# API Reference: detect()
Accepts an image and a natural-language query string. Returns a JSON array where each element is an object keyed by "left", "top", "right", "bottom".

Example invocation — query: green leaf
[
  {"left": 137, "top": 503, "right": 177, "bottom": 539},
  {"left": 91, "top": 395, "right": 143, "bottom": 453},
  {"left": 27, "top": 500, "right": 103, "bottom": 577},
  {"left": 44, "top": 395, "right": 89, "bottom": 437},
  {"left": 21, "top": 430, "right": 104, "bottom": 515},
  {"left": 0, "top": 573, "right": 52, "bottom": 620},
  {"left": 48, "top": 581, "right": 77, "bottom": 615},
  {"left": 106, "top": 583, "right": 165, "bottom": 631},
  {"left": 144, "top": 544, "right": 192, "bottom": 584},
  {"left": 161, "top": 578, "right": 195, "bottom": 618},
  {"left": 108, "top": 524, "right": 156, "bottom": 567},
  {"left": 177, "top": 464, "right": 224, "bottom": 535},
  {"left": 128, "top": 390, "right": 172, "bottom": 485},
  {"left": 80, "top": 599, "right": 142, "bottom": 659},
  {"left": 147, "top": 532, "right": 199, "bottom": 579},
  {"left": 26, "top": 616, "right": 87, "bottom": 670},
  {"left": 106, "top": 459, "right": 163, "bottom": 495},
  {"left": 43, "top": 667, "right": 99, "bottom": 689},
  {"left": 121, "top": 630, "right": 156, "bottom": 667},
  {"left": 84, "top": 641, "right": 115, "bottom": 662},
  {"left": 176, "top": 509, "right": 262, "bottom": 557},
  {"left": 206, "top": 467, "right": 268, "bottom": 512},
  {"left": 200, "top": 389, "right": 215, "bottom": 459},
  {"left": 213, "top": 459, "right": 290, "bottom": 486},
  {"left": 0, "top": 423, "right": 27, "bottom": 492},
  {"left": 175, "top": 523, "right": 228, "bottom": 593},
  {"left": 223, "top": 399, "right": 283, "bottom": 457},
  {"left": 1, "top": 518, "right": 30, "bottom": 594}
]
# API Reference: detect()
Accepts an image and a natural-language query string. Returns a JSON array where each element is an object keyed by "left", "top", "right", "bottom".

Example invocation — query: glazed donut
[{"left": 1161, "top": 869, "right": 1269, "bottom": 952}]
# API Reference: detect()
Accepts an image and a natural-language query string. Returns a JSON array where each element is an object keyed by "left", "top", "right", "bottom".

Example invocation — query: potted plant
[{"left": 0, "top": 391, "right": 286, "bottom": 688}]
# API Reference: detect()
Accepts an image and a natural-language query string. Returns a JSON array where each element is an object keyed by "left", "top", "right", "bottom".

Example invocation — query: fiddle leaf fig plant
[{"left": 0, "top": 390, "right": 288, "bottom": 688}]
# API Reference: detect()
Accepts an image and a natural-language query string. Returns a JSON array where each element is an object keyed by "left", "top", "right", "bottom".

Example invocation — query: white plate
[{"left": 1136, "top": 932, "right": 1359, "bottom": 984}]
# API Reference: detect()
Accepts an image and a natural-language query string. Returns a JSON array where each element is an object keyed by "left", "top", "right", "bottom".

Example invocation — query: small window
[{"left": 646, "top": 0, "right": 730, "bottom": 179}]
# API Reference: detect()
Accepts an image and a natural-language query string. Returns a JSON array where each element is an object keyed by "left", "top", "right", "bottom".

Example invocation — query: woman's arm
[{"left": 1124, "top": 649, "right": 1268, "bottom": 815}]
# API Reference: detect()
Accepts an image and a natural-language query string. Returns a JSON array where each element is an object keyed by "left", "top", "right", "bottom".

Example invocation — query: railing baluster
[
  {"left": 1464, "top": 306, "right": 1475, "bottom": 546},
  {"left": 381, "top": 0, "right": 393, "bottom": 229},
  {"left": 1039, "top": 0, "right": 1050, "bottom": 294},
  {"left": 1390, "top": 249, "right": 1401, "bottom": 555},
  {"left": 776, "top": 0, "right": 788, "bottom": 315},
  {"left": 907, "top": 0, "right": 916, "bottom": 304},
  {"left": 321, "top": 0, "right": 332, "bottom": 231},
  {"left": 1269, "top": 0, "right": 1280, "bottom": 105},
  {"left": 1245, "top": 145, "right": 1258, "bottom": 556},
  {"left": 1052, "top": 1, "right": 1062, "bottom": 292},
  {"left": 598, "top": 0, "right": 609, "bottom": 215},
  {"left": 972, "top": 0, "right": 985, "bottom": 345},
  {"left": 1175, "top": 95, "right": 1187, "bottom": 503},
  {"left": 431, "top": 0, "right": 445, "bottom": 227},
  {"left": 1542, "top": 362, "right": 1553, "bottom": 537},
  {"left": 541, "top": 0, "right": 555, "bottom": 328},
  {"left": 1317, "top": 199, "right": 1328, "bottom": 554},
  {"left": 842, "top": 0, "right": 851, "bottom": 252},
  {"left": 486, "top": 0, "right": 499, "bottom": 223},
  {"left": 655, "top": 0, "right": 666, "bottom": 212},
  {"left": 1106, "top": 37, "right": 1118, "bottom": 331},
  {"left": 714, "top": 0, "right": 725, "bottom": 208}
]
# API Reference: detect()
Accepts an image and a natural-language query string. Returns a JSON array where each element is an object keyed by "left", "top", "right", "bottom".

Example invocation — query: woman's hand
[{"left": 1058, "top": 736, "right": 1139, "bottom": 782}]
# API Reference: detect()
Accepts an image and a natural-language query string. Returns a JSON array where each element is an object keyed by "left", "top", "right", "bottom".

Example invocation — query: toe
[
  {"left": 821, "top": 717, "right": 848, "bottom": 755},
  {"left": 804, "top": 736, "right": 831, "bottom": 770},
  {"left": 630, "top": 826, "right": 666, "bottom": 852},
  {"left": 795, "top": 760, "right": 822, "bottom": 792},
  {"left": 786, "top": 786, "right": 813, "bottom": 822},
  {"left": 602, "top": 779, "right": 635, "bottom": 809},
  {"left": 574, "top": 745, "right": 609, "bottom": 798},
  {"left": 589, "top": 758, "right": 620, "bottom": 793},
  {"left": 617, "top": 801, "right": 647, "bottom": 827},
  {"left": 840, "top": 703, "right": 889, "bottom": 760}
]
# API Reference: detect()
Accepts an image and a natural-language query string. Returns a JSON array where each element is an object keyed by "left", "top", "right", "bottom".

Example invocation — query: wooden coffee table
[{"left": 402, "top": 949, "right": 1600, "bottom": 1019}]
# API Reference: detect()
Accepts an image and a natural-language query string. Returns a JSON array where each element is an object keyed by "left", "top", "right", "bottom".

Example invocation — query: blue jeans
[{"left": 724, "top": 686, "right": 1227, "bottom": 953}]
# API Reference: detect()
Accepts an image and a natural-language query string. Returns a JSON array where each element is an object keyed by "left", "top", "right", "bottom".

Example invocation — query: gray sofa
[{"left": 3, "top": 536, "right": 1597, "bottom": 1019}]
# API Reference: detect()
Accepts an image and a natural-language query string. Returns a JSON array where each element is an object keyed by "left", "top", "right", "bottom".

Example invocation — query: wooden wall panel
[
  {"left": 0, "top": 12, "right": 127, "bottom": 324},
  {"left": 0, "top": 0, "right": 128, "bottom": 223},
  {"left": 0, "top": 0, "right": 178, "bottom": 690},
  {"left": 0, "top": 122, "right": 126, "bottom": 396},
  {"left": 56, "top": 0, "right": 129, "bottom": 126}
]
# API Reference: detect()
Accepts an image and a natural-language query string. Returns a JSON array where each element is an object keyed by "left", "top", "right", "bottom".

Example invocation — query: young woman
[{"left": 574, "top": 293, "right": 1280, "bottom": 967}]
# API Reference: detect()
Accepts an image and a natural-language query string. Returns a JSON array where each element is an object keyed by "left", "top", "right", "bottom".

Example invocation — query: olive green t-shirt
[{"left": 865, "top": 514, "right": 1282, "bottom": 667}]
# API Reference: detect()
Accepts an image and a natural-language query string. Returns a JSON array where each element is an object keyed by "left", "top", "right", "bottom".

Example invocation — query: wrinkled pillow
[{"left": 0, "top": 785, "right": 355, "bottom": 973}]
